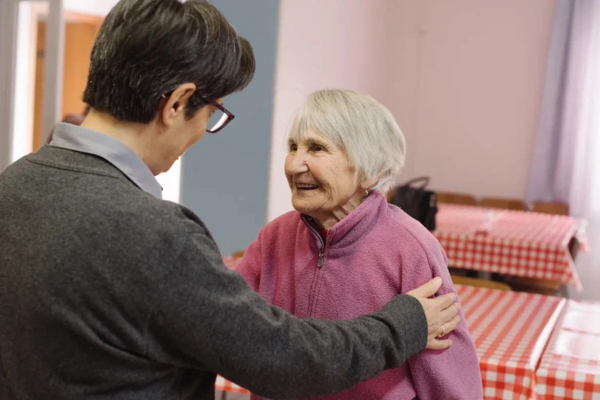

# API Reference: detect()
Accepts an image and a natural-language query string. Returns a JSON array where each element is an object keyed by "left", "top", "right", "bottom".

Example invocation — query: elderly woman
[{"left": 237, "top": 89, "right": 482, "bottom": 400}]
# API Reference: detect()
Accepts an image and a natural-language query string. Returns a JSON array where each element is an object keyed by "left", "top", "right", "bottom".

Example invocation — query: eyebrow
[{"left": 289, "top": 137, "right": 325, "bottom": 146}]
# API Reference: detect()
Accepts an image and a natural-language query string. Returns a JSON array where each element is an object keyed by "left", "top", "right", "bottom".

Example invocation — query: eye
[
  {"left": 311, "top": 144, "right": 324, "bottom": 152},
  {"left": 289, "top": 143, "right": 298, "bottom": 152}
]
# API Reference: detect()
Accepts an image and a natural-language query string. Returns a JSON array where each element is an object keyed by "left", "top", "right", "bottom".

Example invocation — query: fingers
[
  {"left": 426, "top": 338, "right": 453, "bottom": 350},
  {"left": 432, "top": 291, "right": 456, "bottom": 311},
  {"left": 406, "top": 278, "right": 462, "bottom": 352},
  {"left": 427, "top": 314, "right": 461, "bottom": 350},
  {"left": 438, "top": 302, "right": 460, "bottom": 327},
  {"left": 443, "top": 315, "right": 460, "bottom": 336},
  {"left": 406, "top": 277, "right": 442, "bottom": 299}
]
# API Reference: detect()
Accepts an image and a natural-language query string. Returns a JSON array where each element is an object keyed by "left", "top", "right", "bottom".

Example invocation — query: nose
[{"left": 285, "top": 150, "right": 309, "bottom": 176}]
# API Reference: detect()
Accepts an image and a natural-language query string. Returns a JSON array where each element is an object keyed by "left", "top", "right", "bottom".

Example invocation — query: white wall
[
  {"left": 11, "top": 2, "right": 36, "bottom": 163},
  {"left": 0, "top": 0, "right": 19, "bottom": 173},
  {"left": 268, "top": 0, "right": 557, "bottom": 220}
]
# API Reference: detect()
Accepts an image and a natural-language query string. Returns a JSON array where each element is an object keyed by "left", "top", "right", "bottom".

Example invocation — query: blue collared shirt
[{"left": 49, "top": 123, "right": 163, "bottom": 199}]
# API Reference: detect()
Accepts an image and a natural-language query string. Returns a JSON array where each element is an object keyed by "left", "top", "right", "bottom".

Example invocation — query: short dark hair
[{"left": 83, "top": 0, "right": 255, "bottom": 124}]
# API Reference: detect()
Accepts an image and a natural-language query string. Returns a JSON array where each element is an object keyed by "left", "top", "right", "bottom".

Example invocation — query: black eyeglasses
[{"left": 161, "top": 93, "right": 235, "bottom": 134}]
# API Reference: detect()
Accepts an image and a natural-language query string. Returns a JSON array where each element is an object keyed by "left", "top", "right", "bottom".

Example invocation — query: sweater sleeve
[
  {"left": 234, "top": 235, "right": 262, "bottom": 291},
  {"left": 144, "top": 223, "right": 428, "bottom": 399},
  {"left": 402, "top": 238, "right": 483, "bottom": 400}
]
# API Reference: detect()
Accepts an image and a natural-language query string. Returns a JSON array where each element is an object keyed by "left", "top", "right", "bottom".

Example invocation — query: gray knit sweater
[{"left": 0, "top": 146, "right": 427, "bottom": 400}]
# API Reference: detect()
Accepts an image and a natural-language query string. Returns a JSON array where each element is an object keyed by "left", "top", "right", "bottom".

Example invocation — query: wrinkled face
[{"left": 285, "top": 130, "right": 364, "bottom": 220}]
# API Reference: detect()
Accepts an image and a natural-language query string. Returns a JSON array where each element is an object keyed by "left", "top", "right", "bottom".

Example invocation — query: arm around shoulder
[{"left": 144, "top": 226, "right": 429, "bottom": 399}]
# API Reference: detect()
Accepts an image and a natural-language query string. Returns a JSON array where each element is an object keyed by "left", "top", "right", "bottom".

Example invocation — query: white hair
[{"left": 288, "top": 89, "right": 406, "bottom": 193}]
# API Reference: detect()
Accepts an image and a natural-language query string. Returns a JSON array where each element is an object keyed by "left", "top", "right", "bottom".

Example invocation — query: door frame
[{"left": 0, "top": 0, "right": 64, "bottom": 172}]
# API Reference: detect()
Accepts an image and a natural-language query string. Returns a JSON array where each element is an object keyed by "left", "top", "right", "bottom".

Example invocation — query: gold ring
[{"left": 438, "top": 324, "right": 446, "bottom": 337}]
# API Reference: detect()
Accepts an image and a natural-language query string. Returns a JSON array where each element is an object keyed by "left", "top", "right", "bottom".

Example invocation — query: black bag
[{"left": 391, "top": 177, "right": 438, "bottom": 231}]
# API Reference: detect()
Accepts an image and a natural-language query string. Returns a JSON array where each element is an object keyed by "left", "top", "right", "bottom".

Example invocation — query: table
[
  {"left": 222, "top": 256, "right": 242, "bottom": 270},
  {"left": 215, "top": 375, "right": 249, "bottom": 395},
  {"left": 535, "top": 300, "right": 600, "bottom": 399},
  {"left": 435, "top": 204, "right": 587, "bottom": 289},
  {"left": 457, "top": 285, "right": 565, "bottom": 400}
]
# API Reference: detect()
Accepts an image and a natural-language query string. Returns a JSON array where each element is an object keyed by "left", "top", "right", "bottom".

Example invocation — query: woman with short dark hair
[{"left": 83, "top": 0, "right": 254, "bottom": 126}]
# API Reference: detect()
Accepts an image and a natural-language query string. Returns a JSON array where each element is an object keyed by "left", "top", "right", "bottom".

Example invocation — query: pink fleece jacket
[{"left": 237, "top": 192, "right": 482, "bottom": 400}]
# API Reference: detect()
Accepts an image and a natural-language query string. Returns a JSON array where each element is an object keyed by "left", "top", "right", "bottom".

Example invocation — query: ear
[
  {"left": 160, "top": 83, "right": 197, "bottom": 127},
  {"left": 361, "top": 173, "right": 384, "bottom": 192}
]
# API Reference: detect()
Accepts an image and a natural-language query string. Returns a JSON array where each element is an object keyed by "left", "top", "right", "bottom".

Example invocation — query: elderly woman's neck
[{"left": 313, "top": 193, "right": 367, "bottom": 230}]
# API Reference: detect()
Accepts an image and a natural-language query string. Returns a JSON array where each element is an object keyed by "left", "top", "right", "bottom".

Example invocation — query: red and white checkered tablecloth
[
  {"left": 457, "top": 285, "right": 566, "bottom": 400},
  {"left": 435, "top": 204, "right": 587, "bottom": 288},
  {"left": 215, "top": 374, "right": 250, "bottom": 394},
  {"left": 535, "top": 300, "right": 600, "bottom": 400},
  {"left": 222, "top": 256, "right": 242, "bottom": 270}
]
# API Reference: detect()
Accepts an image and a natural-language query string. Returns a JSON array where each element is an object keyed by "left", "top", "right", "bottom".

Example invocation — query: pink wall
[
  {"left": 268, "top": 0, "right": 557, "bottom": 220},
  {"left": 389, "top": 0, "right": 557, "bottom": 199},
  {"left": 268, "top": 0, "right": 391, "bottom": 220}
]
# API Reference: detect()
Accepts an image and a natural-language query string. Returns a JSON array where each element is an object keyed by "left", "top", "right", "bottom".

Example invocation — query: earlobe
[
  {"left": 160, "top": 99, "right": 176, "bottom": 128},
  {"left": 362, "top": 172, "right": 386, "bottom": 192}
]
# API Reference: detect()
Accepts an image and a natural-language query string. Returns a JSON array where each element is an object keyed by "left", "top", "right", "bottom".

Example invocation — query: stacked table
[
  {"left": 457, "top": 285, "right": 565, "bottom": 399},
  {"left": 435, "top": 204, "right": 587, "bottom": 289},
  {"left": 535, "top": 300, "right": 600, "bottom": 399}
]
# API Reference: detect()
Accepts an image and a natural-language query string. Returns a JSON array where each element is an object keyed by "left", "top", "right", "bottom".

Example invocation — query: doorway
[{"left": 33, "top": 11, "right": 103, "bottom": 149}]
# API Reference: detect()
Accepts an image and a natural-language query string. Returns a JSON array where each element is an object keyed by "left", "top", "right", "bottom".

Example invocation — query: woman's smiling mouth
[{"left": 295, "top": 182, "right": 319, "bottom": 191}]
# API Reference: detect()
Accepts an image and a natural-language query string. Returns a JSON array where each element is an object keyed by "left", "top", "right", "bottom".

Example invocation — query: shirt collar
[{"left": 49, "top": 123, "right": 163, "bottom": 199}]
